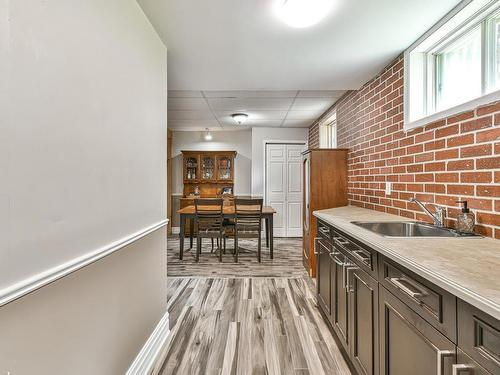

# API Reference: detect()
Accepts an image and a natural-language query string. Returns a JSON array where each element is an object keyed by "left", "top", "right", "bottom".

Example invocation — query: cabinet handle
[
  {"left": 330, "top": 254, "right": 344, "bottom": 266},
  {"left": 352, "top": 249, "right": 371, "bottom": 266},
  {"left": 437, "top": 350, "right": 454, "bottom": 375},
  {"left": 389, "top": 277, "right": 427, "bottom": 299},
  {"left": 345, "top": 266, "right": 358, "bottom": 292},
  {"left": 452, "top": 364, "right": 474, "bottom": 375},
  {"left": 319, "top": 227, "right": 330, "bottom": 236}
]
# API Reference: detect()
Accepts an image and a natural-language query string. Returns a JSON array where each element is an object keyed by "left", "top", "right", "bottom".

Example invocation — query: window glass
[
  {"left": 436, "top": 26, "right": 482, "bottom": 111},
  {"left": 495, "top": 19, "right": 500, "bottom": 88}
]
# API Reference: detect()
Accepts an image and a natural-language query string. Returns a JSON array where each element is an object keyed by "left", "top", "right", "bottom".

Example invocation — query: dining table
[{"left": 177, "top": 205, "right": 276, "bottom": 260}]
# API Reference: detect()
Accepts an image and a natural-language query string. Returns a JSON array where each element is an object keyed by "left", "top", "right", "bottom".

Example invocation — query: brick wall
[{"left": 309, "top": 55, "right": 500, "bottom": 238}]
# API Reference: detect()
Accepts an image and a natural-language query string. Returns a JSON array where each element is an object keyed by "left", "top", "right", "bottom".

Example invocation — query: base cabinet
[
  {"left": 455, "top": 349, "right": 492, "bottom": 375},
  {"left": 379, "top": 286, "right": 455, "bottom": 375}
]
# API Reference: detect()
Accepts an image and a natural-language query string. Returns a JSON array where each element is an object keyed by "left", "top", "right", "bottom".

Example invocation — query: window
[
  {"left": 405, "top": 0, "right": 500, "bottom": 130},
  {"left": 319, "top": 111, "right": 337, "bottom": 148}
]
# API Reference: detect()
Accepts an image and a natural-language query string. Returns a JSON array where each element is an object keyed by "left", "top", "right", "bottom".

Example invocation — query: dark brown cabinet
[
  {"left": 315, "top": 219, "right": 499, "bottom": 375},
  {"left": 379, "top": 286, "right": 455, "bottom": 375},
  {"left": 350, "top": 266, "right": 379, "bottom": 375}
]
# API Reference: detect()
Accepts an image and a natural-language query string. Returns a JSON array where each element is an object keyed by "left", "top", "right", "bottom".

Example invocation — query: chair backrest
[
  {"left": 195, "top": 198, "right": 224, "bottom": 232},
  {"left": 234, "top": 198, "right": 263, "bottom": 228}
]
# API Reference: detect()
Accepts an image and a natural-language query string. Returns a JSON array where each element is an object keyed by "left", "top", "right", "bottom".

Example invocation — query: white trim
[
  {"left": 404, "top": 89, "right": 500, "bottom": 131},
  {"left": 171, "top": 193, "right": 183, "bottom": 197},
  {"left": 126, "top": 311, "right": 170, "bottom": 375},
  {"left": 171, "top": 227, "right": 180, "bottom": 234},
  {"left": 0, "top": 219, "right": 168, "bottom": 307}
]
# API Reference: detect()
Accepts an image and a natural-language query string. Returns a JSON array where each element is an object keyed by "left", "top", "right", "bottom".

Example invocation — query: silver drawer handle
[
  {"left": 334, "top": 237, "right": 350, "bottom": 246},
  {"left": 452, "top": 364, "right": 474, "bottom": 375},
  {"left": 345, "top": 266, "right": 358, "bottom": 292},
  {"left": 330, "top": 254, "right": 344, "bottom": 266},
  {"left": 389, "top": 277, "right": 427, "bottom": 299},
  {"left": 352, "top": 249, "right": 371, "bottom": 265},
  {"left": 437, "top": 350, "right": 454, "bottom": 375}
]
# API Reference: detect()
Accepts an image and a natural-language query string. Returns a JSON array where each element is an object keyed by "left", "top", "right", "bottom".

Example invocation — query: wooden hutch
[{"left": 180, "top": 150, "right": 237, "bottom": 215}]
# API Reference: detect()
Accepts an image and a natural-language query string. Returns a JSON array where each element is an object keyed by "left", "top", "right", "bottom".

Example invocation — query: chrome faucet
[{"left": 409, "top": 198, "right": 447, "bottom": 227}]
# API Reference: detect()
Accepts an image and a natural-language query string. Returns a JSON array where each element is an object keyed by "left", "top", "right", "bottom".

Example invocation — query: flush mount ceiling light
[
  {"left": 274, "top": 0, "right": 334, "bottom": 28},
  {"left": 231, "top": 113, "right": 249, "bottom": 125},
  {"left": 204, "top": 128, "right": 213, "bottom": 141}
]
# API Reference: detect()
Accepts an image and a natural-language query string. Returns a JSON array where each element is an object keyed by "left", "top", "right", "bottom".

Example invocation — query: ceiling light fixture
[
  {"left": 204, "top": 128, "right": 213, "bottom": 141},
  {"left": 274, "top": 0, "right": 334, "bottom": 28},
  {"left": 231, "top": 113, "right": 249, "bottom": 125}
]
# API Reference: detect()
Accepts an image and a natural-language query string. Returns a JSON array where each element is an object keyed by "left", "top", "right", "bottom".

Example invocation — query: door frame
[{"left": 262, "top": 140, "right": 307, "bottom": 236}]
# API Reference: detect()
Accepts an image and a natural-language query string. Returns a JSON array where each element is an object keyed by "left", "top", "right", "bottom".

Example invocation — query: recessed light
[
  {"left": 231, "top": 113, "right": 249, "bottom": 125},
  {"left": 274, "top": 0, "right": 334, "bottom": 28}
]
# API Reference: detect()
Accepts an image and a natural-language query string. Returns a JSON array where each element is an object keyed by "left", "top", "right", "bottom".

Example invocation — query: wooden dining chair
[
  {"left": 233, "top": 198, "right": 263, "bottom": 262},
  {"left": 194, "top": 198, "right": 224, "bottom": 262}
]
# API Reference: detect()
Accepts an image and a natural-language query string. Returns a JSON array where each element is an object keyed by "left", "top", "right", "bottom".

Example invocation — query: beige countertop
[{"left": 313, "top": 206, "right": 500, "bottom": 320}]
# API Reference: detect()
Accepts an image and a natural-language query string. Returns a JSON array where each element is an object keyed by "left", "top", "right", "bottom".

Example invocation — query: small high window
[
  {"left": 405, "top": 0, "right": 500, "bottom": 130},
  {"left": 319, "top": 111, "right": 337, "bottom": 148}
]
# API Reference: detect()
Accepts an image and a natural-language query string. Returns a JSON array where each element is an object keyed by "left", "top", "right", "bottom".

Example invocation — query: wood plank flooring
[
  {"left": 157, "top": 277, "right": 352, "bottom": 375},
  {"left": 167, "top": 236, "right": 306, "bottom": 278}
]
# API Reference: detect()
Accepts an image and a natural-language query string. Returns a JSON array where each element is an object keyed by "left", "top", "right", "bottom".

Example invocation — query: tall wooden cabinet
[{"left": 302, "top": 149, "right": 348, "bottom": 277}]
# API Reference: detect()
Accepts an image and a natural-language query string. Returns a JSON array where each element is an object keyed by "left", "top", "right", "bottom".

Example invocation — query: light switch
[{"left": 385, "top": 182, "right": 392, "bottom": 195}]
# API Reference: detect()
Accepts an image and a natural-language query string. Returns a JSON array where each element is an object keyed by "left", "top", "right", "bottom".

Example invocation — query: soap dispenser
[{"left": 456, "top": 201, "right": 475, "bottom": 234}]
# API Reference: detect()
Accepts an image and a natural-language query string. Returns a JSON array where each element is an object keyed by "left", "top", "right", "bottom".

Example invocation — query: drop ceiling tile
[
  {"left": 207, "top": 97, "right": 294, "bottom": 111},
  {"left": 168, "top": 119, "right": 220, "bottom": 130},
  {"left": 220, "top": 118, "right": 283, "bottom": 127},
  {"left": 282, "top": 119, "right": 314, "bottom": 127},
  {"left": 215, "top": 110, "right": 287, "bottom": 121},
  {"left": 291, "top": 98, "right": 336, "bottom": 111},
  {"left": 297, "top": 90, "right": 346, "bottom": 98},
  {"left": 203, "top": 90, "right": 298, "bottom": 98},
  {"left": 167, "top": 97, "right": 210, "bottom": 111},
  {"left": 286, "top": 110, "right": 324, "bottom": 120},
  {"left": 168, "top": 110, "right": 215, "bottom": 121},
  {"left": 168, "top": 90, "right": 203, "bottom": 98}
]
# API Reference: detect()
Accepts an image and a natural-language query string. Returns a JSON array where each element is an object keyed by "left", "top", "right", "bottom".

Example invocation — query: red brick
[
  {"left": 476, "top": 128, "right": 500, "bottom": 143},
  {"left": 477, "top": 156, "right": 500, "bottom": 169},
  {"left": 435, "top": 149, "right": 459, "bottom": 160},
  {"left": 447, "top": 134, "right": 474, "bottom": 148},
  {"left": 425, "top": 162, "right": 446, "bottom": 172},
  {"left": 424, "top": 140, "right": 446, "bottom": 151},
  {"left": 466, "top": 198, "right": 493, "bottom": 211},
  {"left": 460, "top": 172, "right": 492, "bottom": 183},
  {"left": 415, "top": 131, "right": 434, "bottom": 144},
  {"left": 435, "top": 124, "right": 459, "bottom": 138},
  {"left": 415, "top": 152, "right": 434, "bottom": 162},
  {"left": 436, "top": 173, "right": 459, "bottom": 183},
  {"left": 476, "top": 101, "right": 500, "bottom": 116},
  {"left": 446, "top": 111, "right": 474, "bottom": 124},
  {"left": 477, "top": 212, "right": 500, "bottom": 227},
  {"left": 435, "top": 195, "right": 459, "bottom": 206},
  {"left": 415, "top": 173, "right": 434, "bottom": 182},
  {"left": 447, "top": 185, "right": 474, "bottom": 196},
  {"left": 425, "top": 184, "right": 446, "bottom": 194},
  {"left": 460, "top": 116, "right": 493, "bottom": 133},
  {"left": 460, "top": 144, "right": 492, "bottom": 158},
  {"left": 447, "top": 159, "right": 474, "bottom": 171},
  {"left": 477, "top": 185, "right": 500, "bottom": 197}
]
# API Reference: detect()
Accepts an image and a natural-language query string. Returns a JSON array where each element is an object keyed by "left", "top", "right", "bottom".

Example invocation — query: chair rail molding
[{"left": 0, "top": 219, "right": 168, "bottom": 307}]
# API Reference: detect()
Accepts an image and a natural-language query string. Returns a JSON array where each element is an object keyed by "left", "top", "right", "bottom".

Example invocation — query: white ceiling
[
  {"left": 168, "top": 90, "right": 344, "bottom": 130},
  {"left": 138, "top": 0, "right": 462, "bottom": 130}
]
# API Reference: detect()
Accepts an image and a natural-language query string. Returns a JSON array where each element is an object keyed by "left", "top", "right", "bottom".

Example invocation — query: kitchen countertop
[{"left": 313, "top": 206, "right": 500, "bottom": 320}]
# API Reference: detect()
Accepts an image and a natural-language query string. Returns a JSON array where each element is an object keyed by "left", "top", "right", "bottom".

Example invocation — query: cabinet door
[
  {"left": 380, "top": 286, "right": 456, "bottom": 375},
  {"left": 184, "top": 155, "right": 199, "bottom": 182},
  {"left": 316, "top": 239, "right": 331, "bottom": 317},
  {"left": 331, "top": 248, "right": 350, "bottom": 353},
  {"left": 200, "top": 155, "right": 216, "bottom": 181},
  {"left": 349, "top": 267, "right": 379, "bottom": 375},
  {"left": 216, "top": 155, "right": 233, "bottom": 182}
]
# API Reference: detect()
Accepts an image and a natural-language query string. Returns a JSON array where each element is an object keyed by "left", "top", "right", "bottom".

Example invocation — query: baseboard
[
  {"left": 126, "top": 310, "right": 170, "bottom": 375},
  {"left": 171, "top": 227, "right": 180, "bottom": 234}
]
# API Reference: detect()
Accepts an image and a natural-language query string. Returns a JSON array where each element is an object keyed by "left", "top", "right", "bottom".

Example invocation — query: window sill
[{"left": 404, "top": 89, "right": 500, "bottom": 132}]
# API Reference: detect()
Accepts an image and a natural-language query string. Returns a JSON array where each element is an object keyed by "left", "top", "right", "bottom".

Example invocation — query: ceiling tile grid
[{"left": 167, "top": 90, "right": 344, "bottom": 131}]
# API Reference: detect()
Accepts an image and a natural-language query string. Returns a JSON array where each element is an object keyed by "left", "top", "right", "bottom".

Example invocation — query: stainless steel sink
[{"left": 351, "top": 221, "right": 481, "bottom": 238}]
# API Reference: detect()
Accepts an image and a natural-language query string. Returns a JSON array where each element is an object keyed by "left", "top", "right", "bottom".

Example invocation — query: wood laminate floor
[
  {"left": 167, "top": 236, "right": 306, "bottom": 278},
  {"left": 158, "top": 237, "right": 352, "bottom": 375}
]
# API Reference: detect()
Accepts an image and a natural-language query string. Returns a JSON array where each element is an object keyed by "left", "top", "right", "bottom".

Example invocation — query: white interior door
[{"left": 265, "top": 143, "right": 305, "bottom": 237}]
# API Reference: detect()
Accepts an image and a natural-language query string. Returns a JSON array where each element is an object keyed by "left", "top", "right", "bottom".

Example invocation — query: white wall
[
  {"left": 0, "top": 0, "right": 167, "bottom": 373},
  {"left": 251, "top": 127, "right": 309, "bottom": 197},
  {"left": 172, "top": 130, "right": 252, "bottom": 195}
]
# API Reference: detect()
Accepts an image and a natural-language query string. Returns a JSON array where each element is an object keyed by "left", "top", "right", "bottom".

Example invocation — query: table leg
[
  {"left": 269, "top": 216, "right": 274, "bottom": 259},
  {"left": 179, "top": 216, "right": 185, "bottom": 260},
  {"left": 265, "top": 218, "right": 269, "bottom": 248},
  {"left": 189, "top": 218, "right": 194, "bottom": 249}
]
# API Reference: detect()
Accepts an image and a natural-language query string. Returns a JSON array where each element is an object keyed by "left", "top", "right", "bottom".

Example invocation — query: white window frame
[
  {"left": 404, "top": 0, "right": 500, "bottom": 131},
  {"left": 319, "top": 111, "right": 337, "bottom": 148}
]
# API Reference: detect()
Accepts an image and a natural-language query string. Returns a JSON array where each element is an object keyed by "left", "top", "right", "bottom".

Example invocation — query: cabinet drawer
[
  {"left": 317, "top": 219, "right": 332, "bottom": 241},
  {"left": 379, "top": 255, "right": 457, "bottom": 342},
  {"left": 331, "top": 226, "right": 378, "bottom": 278},
  {"left": 456, "top": 348, "right": 493, "bottom": 375},
  {"left": 458, "top": 300, "right": 500, "bottom": 375}
]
